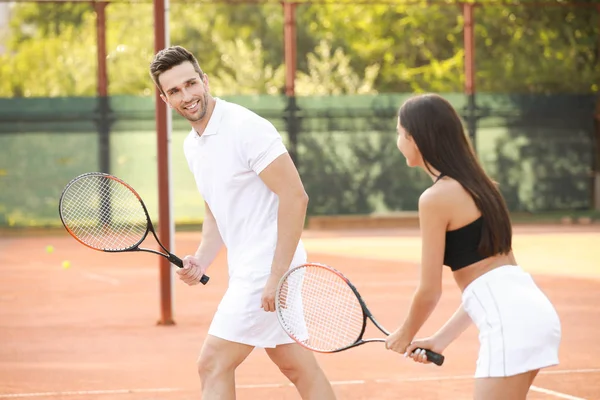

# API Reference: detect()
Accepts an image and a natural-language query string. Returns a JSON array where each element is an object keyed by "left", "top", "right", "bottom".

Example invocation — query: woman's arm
[
  {"left": 433, "top": 304, "right": 472, "bottom": 348},
  {"left": 385, "top": 189, "right": 448, "bottom": 353},
  {"left": 405, "top": 304, "right": 472, "bottom": 362}
]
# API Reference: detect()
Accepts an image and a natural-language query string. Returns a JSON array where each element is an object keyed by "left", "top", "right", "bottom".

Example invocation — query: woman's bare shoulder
[
  {"left": 419, "top": 178, "right": 478, "bottom": 219},
  {"left": 421, "top": 178, "right": 466, "bottom": 202}
]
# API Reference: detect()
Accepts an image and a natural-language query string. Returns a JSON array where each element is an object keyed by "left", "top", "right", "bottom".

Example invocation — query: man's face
[{"left": 159, "top": 61, "right": 209, "bottom": 122}]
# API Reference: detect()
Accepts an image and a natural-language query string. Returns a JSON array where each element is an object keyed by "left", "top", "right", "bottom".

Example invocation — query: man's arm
[
  {"left": 177, "top": 201, "right": 224, "bottom": 286},
  {"left": 258, "top": 152, "right": 309, "bottom": 311},
  {"left": 194, "top": 201, "right": 224, "bottom": 268}
]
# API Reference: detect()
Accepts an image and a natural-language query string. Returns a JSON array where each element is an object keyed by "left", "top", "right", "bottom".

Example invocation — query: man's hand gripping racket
[
  {"left": 275, "top": 263, "right": 444, "bottom": 366},
  {"left": 59, "top": 172, "right": 209, "bottom": 285}
]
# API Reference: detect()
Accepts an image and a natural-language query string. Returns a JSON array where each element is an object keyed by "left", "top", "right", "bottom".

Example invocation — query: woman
[{"left": 385, "top": 94, "right": 561, "bottom": 399}]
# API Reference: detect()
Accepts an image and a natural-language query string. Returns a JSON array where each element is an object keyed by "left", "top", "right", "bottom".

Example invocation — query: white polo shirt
[{"left": 183, "top": 98, "right": 307, "bottom": 279}]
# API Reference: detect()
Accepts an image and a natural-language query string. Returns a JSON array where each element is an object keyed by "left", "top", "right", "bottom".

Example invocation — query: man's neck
[{"left": 191, "top": 97, "right": 217, "bottom": 136}]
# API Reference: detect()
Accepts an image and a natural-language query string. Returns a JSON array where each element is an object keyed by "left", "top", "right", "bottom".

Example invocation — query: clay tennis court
[{"left": 1, "top": 224, "right": 599, "bottom": 399}]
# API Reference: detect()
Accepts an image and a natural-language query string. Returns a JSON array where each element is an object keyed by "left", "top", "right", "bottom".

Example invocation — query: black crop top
[{"left": 444, "top": 217, "right": 485, "bottom": 271}]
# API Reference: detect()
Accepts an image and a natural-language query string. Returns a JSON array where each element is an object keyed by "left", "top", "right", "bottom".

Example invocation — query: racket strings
[
  {"left": 278, "top": 266, "right": 364, "bottom": 352},
  {"left": 60, "top": 175, "right": 148, "bottom": 250}
]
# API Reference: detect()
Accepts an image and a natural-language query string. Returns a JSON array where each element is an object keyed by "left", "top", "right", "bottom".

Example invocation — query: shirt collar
[{"left": 201, "top": 97, "right": 224, "bottom": 136}]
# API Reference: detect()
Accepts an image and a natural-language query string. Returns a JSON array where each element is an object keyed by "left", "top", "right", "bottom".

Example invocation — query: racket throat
[
  {"left": 361, "top": 338, "right": 386, "bottom": 344},
  {"left": 166, "top": 254, "right": 184, "bottom": 268}
]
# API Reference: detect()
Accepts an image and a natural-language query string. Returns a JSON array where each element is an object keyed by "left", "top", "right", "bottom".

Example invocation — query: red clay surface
[{"left": 0, "top": 225, "right": 599, "bottom": 399}]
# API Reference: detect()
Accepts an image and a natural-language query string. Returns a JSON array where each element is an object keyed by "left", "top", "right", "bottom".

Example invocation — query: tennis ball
[
  {"left": 62, "top": 260, "right": 71, "bottom": 269},
  {"left": 46, "top": 245, "right": 54, "bottom": 254}
]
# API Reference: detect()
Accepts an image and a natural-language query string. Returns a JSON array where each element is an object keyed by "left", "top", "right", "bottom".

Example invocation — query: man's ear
[
  {"left": 202, "top": 73, "right": 210, "bottom": 92},
  {"left": 159, "top": 93, "right": 172, "bottom": 108}
]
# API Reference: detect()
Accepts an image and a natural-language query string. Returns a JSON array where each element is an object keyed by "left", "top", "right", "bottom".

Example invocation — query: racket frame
[
  {"left": 276, "top": 263, "right": 444, "bottom": 366},
  {"left": 59, "top": 172, "right": 209, "bottom": 285}
]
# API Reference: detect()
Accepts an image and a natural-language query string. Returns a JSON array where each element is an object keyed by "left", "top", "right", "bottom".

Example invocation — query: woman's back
[{"left": 426, "top": 176, "right": 517, "bottom": 291}]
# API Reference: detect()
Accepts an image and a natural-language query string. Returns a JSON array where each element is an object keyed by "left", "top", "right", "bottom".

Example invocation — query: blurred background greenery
[{"left": 0, "top": 0, "right": 598, "bottom": 227}]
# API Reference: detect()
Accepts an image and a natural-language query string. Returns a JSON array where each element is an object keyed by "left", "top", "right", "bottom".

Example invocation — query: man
[{"left": 149, "top": 45, "right": 336, "bottom": 400}]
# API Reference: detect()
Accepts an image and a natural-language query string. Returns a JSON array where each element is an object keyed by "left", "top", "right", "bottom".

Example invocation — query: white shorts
[
  {"left": 462, "top": 265, "right": 561, "bottom": 378},
  {"left": 208, "top": 271, "right": 296, "bottom": 348}
]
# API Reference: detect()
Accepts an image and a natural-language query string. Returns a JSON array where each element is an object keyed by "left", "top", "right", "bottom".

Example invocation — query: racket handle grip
[
  {"left": 169, "top": 254, "right": 210, "bottom": 285},
  {"left": 421, "top": 349, "right": 445, "bottom": 366}
]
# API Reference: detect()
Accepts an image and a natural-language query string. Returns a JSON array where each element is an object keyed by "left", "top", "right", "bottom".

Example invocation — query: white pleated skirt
[{"left": 462, "top": 265, "right": 561, "bottom": 378}]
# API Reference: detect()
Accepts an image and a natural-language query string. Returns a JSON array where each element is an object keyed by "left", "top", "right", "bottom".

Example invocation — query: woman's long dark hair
[{"left": 399, "top": 93, "right": 512, "bottom": 257}]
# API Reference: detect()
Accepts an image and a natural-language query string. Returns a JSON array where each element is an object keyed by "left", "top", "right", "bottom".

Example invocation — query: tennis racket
[
  {"left": 58, "top": 172, "right": 209, "bottom": 285},
  {"left": 276, "top": 263, "right": 444, "bottom": 366}
]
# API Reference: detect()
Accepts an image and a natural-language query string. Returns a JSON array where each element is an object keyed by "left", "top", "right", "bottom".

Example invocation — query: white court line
[
  {"left": 331, "top": 380, "right": 366, "bottom": 386},
  {"left": 81, "top": 272, "right": 120, "bottom": 286},
  {"left": 0, "top": 388, "right": 179, "bottom": 398},
  {"left": 541, "top": 368, "right": 600, "bottom": 375},
  {"left": 358, "top": 280, "right": 456, "bottom": 288},
  {"left": 530, "top": 386, "right": 588, "bottom": 400},
  {"left": 1, "top": 368, "right": 597, "bottom": 398},
  {"left": 307, "top": 250, "right": 414, "bottom": 263},
  {"left": 374, "top": 374, "right": 472, "bottom": 383}
]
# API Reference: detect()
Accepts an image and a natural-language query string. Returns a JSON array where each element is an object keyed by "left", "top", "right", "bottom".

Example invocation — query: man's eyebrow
[{"left": 166, "top": 78, "right": 197, "bottom": 94}]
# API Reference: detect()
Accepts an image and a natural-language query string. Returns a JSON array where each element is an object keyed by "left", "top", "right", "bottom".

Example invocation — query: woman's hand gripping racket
[
  {"left": 58, "top": 172, "right": 209, "bottom": 285},
  {"left": 275, "top": 263, "right": 444, "bottom": 366}
]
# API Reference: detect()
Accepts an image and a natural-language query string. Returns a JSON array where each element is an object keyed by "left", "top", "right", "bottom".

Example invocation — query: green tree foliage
[
  {"left": 0, "top": 8, "right": 96, "bottom": 97},
  {"left": 6, "top": 2, "right": 89, "bottom": 45},
  {"left": 295, "top": 40, "right": 380, "bottom": 95},
  {"left": 0, "top": 0, "right": 598, "bottom": 216},
  {"left": 208, "top": 38, "right": 285, "bottom": 96},
  {"left": 298, "top": 2, "right": 465, "bottom": 92},
  {"left": 475, "top": 4, "right": 599, "bottom": 93},
  {"left": 1, "top": 1, "right": 597, "bottom": 97}
]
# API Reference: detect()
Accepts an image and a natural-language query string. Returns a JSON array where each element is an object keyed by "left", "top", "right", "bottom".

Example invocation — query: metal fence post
[
  {"left": 463, "top": 2, "right": 477, "bottom": 151},
  {"left": 95, "top": 1, "right": 111, "bottom": 174},
  {"left": 283, "top": 1, "right": 299, "bottom": 166}
]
